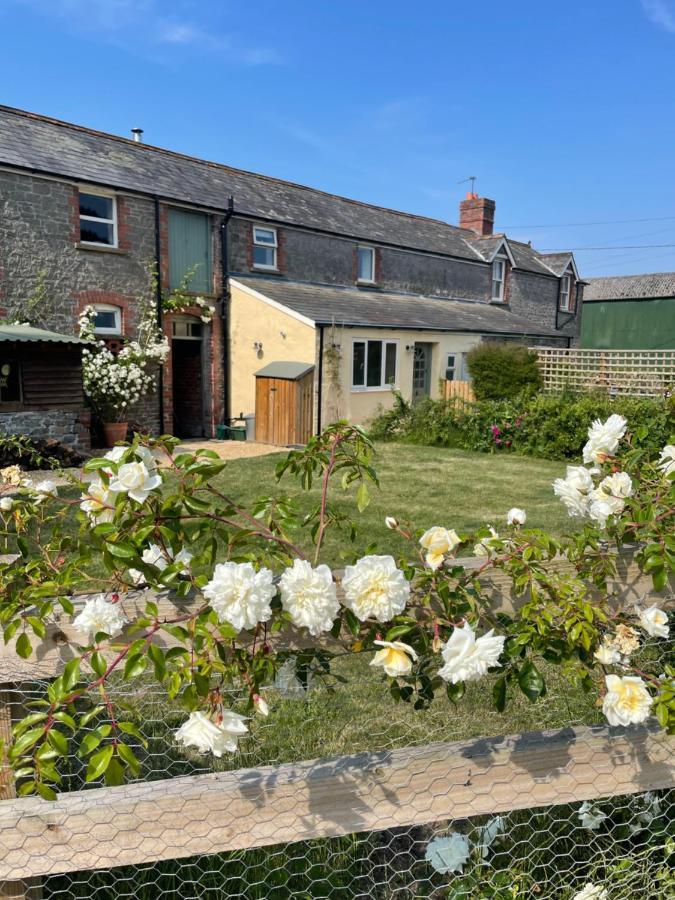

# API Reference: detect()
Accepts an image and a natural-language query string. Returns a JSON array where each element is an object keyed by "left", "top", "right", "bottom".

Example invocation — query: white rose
[
  {"left": 565, "top": 465, "right": 594, "bottom": 493},
  {"left": 370, "top": 640, "right": 418, "bottom": 677},
  {"left": 32, "top": 479, "right": 58, "bottom": 503},
  {"left": 588, "top": 497, "right": 619, "bottom": 528},
  {"left": 473, "top": 527, "right": 499, "bottom": 559},
  {"left": 175, "top": 710, "right": 248, "bottom": 757},
  {"left": 384, "top": 516, "right": 398, "bottom": 530},
  {"left": 341, "top": 555, "right": 410, "bottom": 622},
  {"left": 0, "top": 497, "right": 13, "bottom": 511},
  {"left": 419, "top": 526, "right": 461, "bottom": 570},
  {"left": 203, "top": 561, "right": 275, "bottom": 632},
  {"left": 658, "top": 444, "right": 675, "bottom": 476},
  {"left": 597, "top": 471, "right": 632, "bottom": 499},
  {"left": 506, "top": 507, "right": 526, "bottom": 526},
  {"left": 253, "top": 695, "right": 269, "bottom": 717},
  {"left": 72, "top": 594, "right": 128, "bottom": 640},
  {"left": 80, "top": 479, "right": 117, "bottom": 523},
  {"left": 278, "top": 559, "right": 339, "bottom": 636},
  {"left": 553, "top": 478, "right": 589, "bottom": 518},
  {"left": 602, "top": 674, "right": 652, "bottom": 727},
  {"left": 594, "top": 640, "right": 621, "bottom": 666},
  {"left": 437, "top": 622, "right": 505, "bottom": 684},
  {"left": 578, "top": 801, "right": 607, "bottom": 831},
  {"left": 109, "top": 461, "right": 162, "bottom": 503},
  {"left": 424, "top": 833, "right": 470, "bottom": 874},
  {"left": 637, "top": 604, "right": 669, "bottom": 639},
  {"left": 573, "top": 885, "right": 608, "bottom": 900},
  {"left": 582, "top": 414, "right": 627, "bottom": 464}
]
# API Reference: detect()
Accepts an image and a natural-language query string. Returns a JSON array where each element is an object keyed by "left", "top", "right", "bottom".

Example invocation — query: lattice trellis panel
[{"left": 532, "top": 347, "right": 675, "bottom": 397}]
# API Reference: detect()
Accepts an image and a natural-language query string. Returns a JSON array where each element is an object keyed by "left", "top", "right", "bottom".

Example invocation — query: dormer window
[
  {"left": 559, "top": 274, "right": 571, "bottom": 311},
  {"left": 491, "top": 257, "right": 506, "bottom": 302},
  {"left": 252, "top": 226, "right": 278, "bottom": 270},
  {"left": 357, "top": 246, "right": 375, "bottom": 284}
]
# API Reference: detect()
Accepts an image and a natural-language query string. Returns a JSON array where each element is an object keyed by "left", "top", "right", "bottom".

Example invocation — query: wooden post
[{"left": 1, "top": 685, "right": 42, "bottom": 900}]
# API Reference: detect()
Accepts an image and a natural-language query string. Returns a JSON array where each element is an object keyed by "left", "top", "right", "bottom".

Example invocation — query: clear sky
[{"left": 1, "top": 0, "right": 675, "bottom": 278}]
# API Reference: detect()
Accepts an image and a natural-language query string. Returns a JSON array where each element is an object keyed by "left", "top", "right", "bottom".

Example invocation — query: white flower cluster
[
  {"left": 659, "top": 444, "right": 675, "bottom": 476},
  {"left": 573, "top": 884, "right": 608, "bottom": 900},
  {"left": 72, "top": 594, "right": 128, "bottom": 640},
  {"left": 194, "top": 296, "right": 215, "bottom": 324},
  {"left": 175, "top": 710, "right": 248, "bottom": 757},
  {"left": 80, "top": 446, "right": 163, "bottom": 524}
]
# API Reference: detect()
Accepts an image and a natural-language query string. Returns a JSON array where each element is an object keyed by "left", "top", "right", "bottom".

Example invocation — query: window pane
[
  {"left": 80, "top": 220, "right": 114, "bottom": 245},
  {"left": 254, "top": 228, "right": 277, "bottom": 246},
  {"left": 253, "top": 245, "right": 276, "bottom": 268},
  {"left": 366, "top": 341, "right": 382, "bottom": 387},
  {"left": 94, "top": 310, "right": 118, "bottom": 331},
  {"left": 352, "top": 342, "right": 365, "bottom": 386},
  {"left": 385, "top": 343, "right": 396, "bottom": 384},
  {"left": 358, "top": 247, "right": 374, "bottom": 281},
  {"left": 79, "top": 193, "right": 113, "bottom": 220},
  {"left": 0, "top": 361, "right": 21, "bottom": 403},
  {"left": 445, "top": 354, "right": 456, "bottom": 380}
]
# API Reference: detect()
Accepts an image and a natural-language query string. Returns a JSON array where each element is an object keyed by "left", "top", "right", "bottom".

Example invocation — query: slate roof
[
  {"left": 0, "top": 324, "right": 89, "bottom": 344},
  {"left": 584, "top": 273, "right": 675, "bottom": 302},
  {"left": 0, "top": 106, "right": 567, "bottom": 276},
  {"left": 537, "top": 253, "right": 573, "bottom": 277},
  {"left": 233, "top": 276, "right": 561, "bottom": 337}
]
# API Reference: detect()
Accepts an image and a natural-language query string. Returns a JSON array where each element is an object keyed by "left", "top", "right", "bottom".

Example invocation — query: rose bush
[{"left": 0, "top": 416, "right": 673, "bottom": 800}]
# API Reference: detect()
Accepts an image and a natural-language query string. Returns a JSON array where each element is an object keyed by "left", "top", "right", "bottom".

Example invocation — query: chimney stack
[
  {"left": 459, "top": 192, "right": 495, "bottom": 236},
  {"left": 131, "top": 127, "right": 144, "bottom": 143}
]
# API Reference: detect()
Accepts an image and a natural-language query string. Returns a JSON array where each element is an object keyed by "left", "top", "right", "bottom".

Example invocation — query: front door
[{"left": 412, "top": 342, "right": 432, "bottom": 402}]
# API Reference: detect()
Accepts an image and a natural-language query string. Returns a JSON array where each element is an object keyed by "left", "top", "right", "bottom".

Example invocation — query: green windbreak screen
[
  {"left": 581, "top": 298, "right": 675, "bottom": 349},
  {"left": 168, "top": 208, "right": 211, "bottom": 293}
]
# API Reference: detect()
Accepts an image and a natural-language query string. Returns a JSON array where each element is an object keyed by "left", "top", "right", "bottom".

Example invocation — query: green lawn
[{"left": 211, "top": 443, "right": 572, "bottom": 567}]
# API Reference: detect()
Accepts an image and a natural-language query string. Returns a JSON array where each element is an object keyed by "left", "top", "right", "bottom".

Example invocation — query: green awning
[
  {"left": 0, "top": 324, "right": 89, "bottom": 345},
  {"left": 255, "top": 361, "right": 315, "bottom": 381}
]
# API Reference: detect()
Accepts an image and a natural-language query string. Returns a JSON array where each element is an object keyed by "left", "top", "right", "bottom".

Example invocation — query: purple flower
[{"left": 491, "top": 425, "right": 501, "bottom": 438}]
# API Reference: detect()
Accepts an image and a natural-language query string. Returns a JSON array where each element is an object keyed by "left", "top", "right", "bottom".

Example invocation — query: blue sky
[{"left": 1, "top": 0, "right": 675, "bottom": 277}]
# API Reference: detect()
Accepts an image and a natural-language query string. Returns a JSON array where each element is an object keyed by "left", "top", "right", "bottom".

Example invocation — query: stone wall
[{"left": 0, "top": 409, "right": 91, "bottom": 450}]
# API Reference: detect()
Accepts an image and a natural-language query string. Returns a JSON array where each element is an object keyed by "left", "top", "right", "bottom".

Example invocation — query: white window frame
[
  {"left": 357, "top": 245, "right": 376, "bottom": 284},
  {"left": 445, "top": 352, "right": 462, "bottom": 381},
  {"left": 252, "top": 226, "right": 278, "bottom": 270},
  {"left": 351, "top": 338, "right": 398, "bottom": 392},
  {"left": 79, "top": 188, "right": 118, "bottom": 248},
  {"left": 92, "top": 304, "right": 122, "bottom": 336},
  {"left": 491, "top": 257, "right": 506, "bottom": 302},
  {"left": 559, "top": 274, "right": 572, "bottom": 311}
]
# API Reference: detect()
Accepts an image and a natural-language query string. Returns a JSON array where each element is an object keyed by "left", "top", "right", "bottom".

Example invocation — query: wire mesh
[{"left": 1, "top": 639, "right": 673, "bottom": 899}]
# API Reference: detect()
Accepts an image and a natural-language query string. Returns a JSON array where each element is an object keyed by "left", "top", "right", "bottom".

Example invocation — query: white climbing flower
[
  {"left": 602, "top": 674, "right": 652, "bottom": 727},
  {"left": 80, "top": 479, "right": 117, "bottom": 523},
  {"left": 72, "top": 594, "right": 128, "bottom": 640},
  {"left": 32, "top": 479, "right": 59, "bottom": 503},
  {"left": 437, "top": 622, "right": 505, "bottom": 684},
  {"left": 473, "top": 526, "right": 500, "bottom": 559},
  {"left": 506, "top": 507, "right": 526, "bottom": 526},
  {"left": 637, "top": 604, "right": 669, "bottom": 639},
  {"left": 109, "top": 460, "right": 162, "bottom": 503},
  {"left": 572, "top": 884, "right": 608, "bottom": 900},
  {"left": 629, "top": 791, "right": 661, "bottom": 835},
  {"left": 370, "top": 640, "right": 418, "bottom": 677},
  {"left": 594, "top": 639, "right": 621, "bottom": 666},
  {"left": 657, "top": 444, "right": 675, "bottom": 476},
  {"left": 384, "top": 516, "right": 398, "bottom": 530},
  {"left": 203, "top": 561, "right": 275, "bottom": 632},
  {"left": 424, "top": 833, "right": 470, "bottom": 874},
  {"left": 419, "top": 526, "right": 461, "bottom": 570},
  {"left": 582, "top": 414, "right": 627, "bottom": 463},
  {"left": 553, "top": 475, "right": 590, "bottom": 518},
  {"left": 278, "top": 559, "right": 339, "bottom": 636},
  {"left": 578, "top": 801, "right": 607, "bottom": 831},
  {"left": 341, "top": 555, "right": 410, "bottom": 622},
  {"left": 0, "top": 496, "right": 13, "bottom": 511},
  {"left": 175, "top": 710, "right": 248, "bottom": 757}
]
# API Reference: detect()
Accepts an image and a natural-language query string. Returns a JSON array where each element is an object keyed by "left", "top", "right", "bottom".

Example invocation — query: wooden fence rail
[
  {"left": 0, "top": 722, "right": 672, "bottom": 881},
  {"left": 532, "top": 347, "right": 675, "bottom": 397},
  {"left": 443, "top": 379, "right": 475, "bottom": 403}
]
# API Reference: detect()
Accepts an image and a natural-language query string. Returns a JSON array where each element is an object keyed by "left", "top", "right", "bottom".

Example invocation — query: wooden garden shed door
[{"left": 255, "top": 362, "right": 315, "bottom": 445}]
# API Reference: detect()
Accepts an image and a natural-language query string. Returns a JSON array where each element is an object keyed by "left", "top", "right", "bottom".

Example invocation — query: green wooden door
[{"left": 168, "top": 208, "right": 212, "bottom": 293}]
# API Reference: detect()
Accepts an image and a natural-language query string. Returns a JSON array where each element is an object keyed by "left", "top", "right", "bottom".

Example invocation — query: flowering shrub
[{"left": 0, "top": 417, "right": 673, "bottom": 800}]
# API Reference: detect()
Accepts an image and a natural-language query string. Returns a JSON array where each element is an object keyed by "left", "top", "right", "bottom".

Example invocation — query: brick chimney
[{"left": 459, "top": 192, "right": 495, "bottom": 236}]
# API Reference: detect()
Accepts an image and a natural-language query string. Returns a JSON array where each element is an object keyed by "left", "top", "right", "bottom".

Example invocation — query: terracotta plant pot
[{"left": 102, "top": 422, "right": 128, "bottom": 448}]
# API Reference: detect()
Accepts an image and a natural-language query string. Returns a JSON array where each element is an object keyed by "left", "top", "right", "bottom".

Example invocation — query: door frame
[{"left": 412, "top": 341, "right": 433, "bottom": 402}]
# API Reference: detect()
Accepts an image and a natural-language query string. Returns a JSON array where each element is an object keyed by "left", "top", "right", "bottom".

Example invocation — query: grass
[{"left": 209, "top": 443, "right": 572, "bottom": 568}]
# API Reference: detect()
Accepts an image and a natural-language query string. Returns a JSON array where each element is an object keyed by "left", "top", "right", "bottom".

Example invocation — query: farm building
[{"left": 582, "top": 272, "right": 675, "bottom": 350}]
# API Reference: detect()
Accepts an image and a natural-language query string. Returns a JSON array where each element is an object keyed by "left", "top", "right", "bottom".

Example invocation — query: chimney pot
[{"left": 459, "top": 194, "right": 496, "bottom": 236}]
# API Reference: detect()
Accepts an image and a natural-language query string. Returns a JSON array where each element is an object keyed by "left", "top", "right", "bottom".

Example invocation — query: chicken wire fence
[{"left": 1, "top": 640, "right": 673, "bottom": 900}]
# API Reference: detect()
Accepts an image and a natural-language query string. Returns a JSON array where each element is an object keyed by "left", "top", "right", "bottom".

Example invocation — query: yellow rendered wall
[{"left": 229, "top": 283, "right": 316, "bottom": 418}]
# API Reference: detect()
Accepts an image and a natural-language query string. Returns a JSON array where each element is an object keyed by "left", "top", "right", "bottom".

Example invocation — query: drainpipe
[
  {"left": 316, "top": 325, "right": 324, "bottom": 435},
  {"left": 219, "top": 196, "right": 235, "bottom": 424},
  {"left": 153, "top": 196, "right": 164, "bottom": 433}
]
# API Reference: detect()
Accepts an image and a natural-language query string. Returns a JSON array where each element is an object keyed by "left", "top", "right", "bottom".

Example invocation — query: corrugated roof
[
  {"left": 234, "top": 276, "right": 561, "bottom": 337},
  {"left": 584, "top": 273, "right": 675, "bottom": 302},
  {"left": 255, "top": 361, "right": 315, "bottom": 380},
  {"left": 0, "top": 106, "right": 570, "bottom": 275},
  {"left": 0, "top": 324, "right": 88, "bottom": 344}
]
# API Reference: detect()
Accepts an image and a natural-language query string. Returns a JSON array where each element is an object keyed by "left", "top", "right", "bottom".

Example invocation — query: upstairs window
[
  {"left": 92, "top": 304, "right": 122, "bottom": 335},
  {"left": 357, "top": 246, "right": 375, "bottom": 283},
  {"left": 169, "top": 208, "right": 212, "bottom": 293},
  {"left": 252, "top": 226, "right": 278, "bottom": 270},
  {"left": 79, "top": 190, "right": 117, "bottom": 247},
  {"left": 491, "top": 257, "right": 506, "bottom": 302},
  {"left": 559, "top": 274, "right": 572, "bottom": 311},
  {"left": 352, "top": 339, "right": 397, "bottom": 390}
]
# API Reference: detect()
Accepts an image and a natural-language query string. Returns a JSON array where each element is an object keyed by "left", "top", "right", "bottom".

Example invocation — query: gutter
[
  {"left": 219, "top": 196, "right": 235, "bottom": 424},
  {"left": 316, "top": 325, "right": 324, "bottom": 435}
]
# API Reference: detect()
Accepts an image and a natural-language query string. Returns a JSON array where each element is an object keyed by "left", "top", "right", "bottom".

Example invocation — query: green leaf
[
  {"left": 518, "top": 661, "right": 546, "bottom": 703},
  {"left": 343, "top": 608, "right": 360, "bottom": 637},
  {"left": 384, "top": 624, "right": 413, "bottom": 641},
  {"left": 86, "top": 745, "right": 114, "bottom": 782},
  {"left": 36, "top": 783, "right": 57, "bottom": 801},
  {"left": 492, "top": 676, "right": 507, "bottom": 712},
  {"left": 104, "top": 756, "right": 125, "bottom": 787},
  {"left": 90, "top": 651, "right": 107, "bottom": 678},
  {"left": 117, "top": 742, "right": 141, "bottom": 776},
  {"left": 15, "top": 633, "right": 32, "bottom": 659},
  {"left": 47, "top": 729, "right": 68, "bottom": 756},
  {"left": 355, "top": 482, "right": 370, "bottom": 513},
  {"left": 105, "top": 540, "right": 138, "bottom": 560},
  {"left": 117, "top": 721, "right": 148, "bottom": 747},
  {"left": 123, "top": 653, "right": 147, "bottom": 680},
  {"left": 446, "top": 681, "right": 465, "bottom": 704}
]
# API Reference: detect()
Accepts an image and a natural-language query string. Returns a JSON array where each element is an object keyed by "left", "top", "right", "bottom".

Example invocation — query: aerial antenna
[{"left": 458, "top": 176, "right": 477, "bottom": 196}]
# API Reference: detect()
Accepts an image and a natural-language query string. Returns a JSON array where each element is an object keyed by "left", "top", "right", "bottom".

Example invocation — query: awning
[{"left": 0, "top": 324, "right": 90, "bottom": 344}]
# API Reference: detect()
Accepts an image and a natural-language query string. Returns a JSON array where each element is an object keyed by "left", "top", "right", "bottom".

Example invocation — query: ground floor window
[
  {"left": 352, "top": 339, "right": 397, "bottom": 390},
  {"left": 0, "top": 360, "right": 22, "bottom": 403},
  {"left": 445, "top": 351, "right": 472, "bottom": 381}
]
